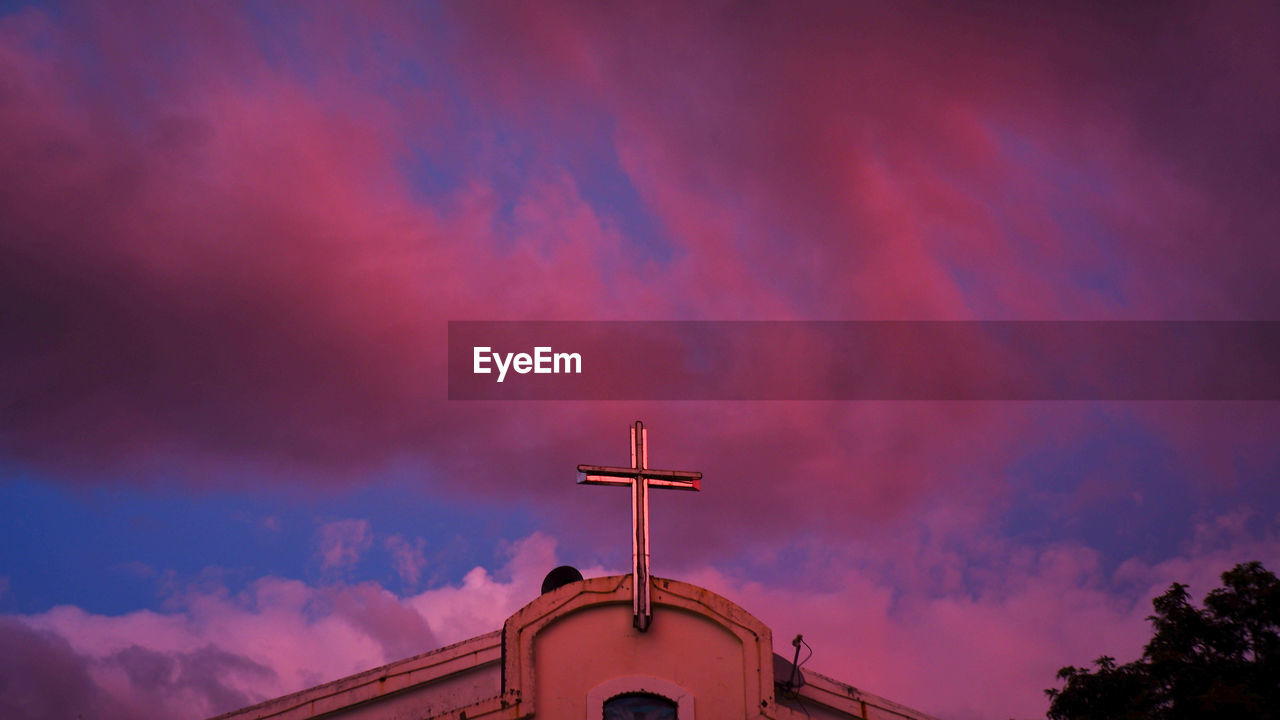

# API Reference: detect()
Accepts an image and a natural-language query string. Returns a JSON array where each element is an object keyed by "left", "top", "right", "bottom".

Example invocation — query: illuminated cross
[{"left": 578, "top": 420, "right": 702, "bottom": 632}]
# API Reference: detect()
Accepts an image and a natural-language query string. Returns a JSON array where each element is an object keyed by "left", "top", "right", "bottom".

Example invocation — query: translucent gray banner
[{"left": 448, "top": 321, "right": 1279, "bottom": 400}]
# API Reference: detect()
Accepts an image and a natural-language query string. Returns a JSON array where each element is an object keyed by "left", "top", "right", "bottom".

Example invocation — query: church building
[{"left": 210, "top": 423, "right": 938, "bottom": 720}]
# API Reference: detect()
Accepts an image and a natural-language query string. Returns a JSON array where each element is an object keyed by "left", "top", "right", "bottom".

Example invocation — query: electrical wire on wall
[
  {"left": 778, "top": 633, "right": 814, "bottom": 717},
  {"left": 786, "top": 634, "right": 812, "bottom": 690}
]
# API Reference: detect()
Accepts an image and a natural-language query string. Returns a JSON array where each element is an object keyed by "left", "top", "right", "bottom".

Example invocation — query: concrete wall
[{"left": 535, "top": 602, "right": 747, "bottom": 718}]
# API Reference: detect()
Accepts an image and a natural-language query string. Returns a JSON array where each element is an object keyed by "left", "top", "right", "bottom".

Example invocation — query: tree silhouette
[{"left": 1046, "top": 561, "right": 1279, "bottom": 720}]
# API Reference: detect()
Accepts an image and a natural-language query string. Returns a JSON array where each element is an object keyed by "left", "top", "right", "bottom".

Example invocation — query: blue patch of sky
[
  {"left": 571, "top": 124, "right": 673, "bottom": 268},
  {"left": 403, "top": 113, "right": 673, "bottom": 271},
  {"left": 1047, "top": 209, "right": 1129, "bottom": 307},
  {"left": 938, "top": 251, "right": 981, "bottom": 300},
  {"left": 935, "top": 243, "right": 990, "bottom": 316},
  {"left": 1000, "top": 406, "right": 1208, "bottom": 573},
  {"left": 0, "top": 466, "right": 536, "bottom": 616},
  {"left": 0, "top": 0, "right": 53, "bottom": 19},
  {"left": 22, "top": 0, "right": 672, "bottom": 284},
  {"left": 400, "top": 145, "right": 464, "bottom": 199},
  {"left": 242, "top": 2, "right": 322, "bottom": 86},
  {"left": 243, "top": 2, "right": 453, "bottom": 108},
  {"left": 393, "top": 54, "right": 674, "bottom": 271},
  {"left": 978, "top": 121, "right": 1132, "bottom": 312}
]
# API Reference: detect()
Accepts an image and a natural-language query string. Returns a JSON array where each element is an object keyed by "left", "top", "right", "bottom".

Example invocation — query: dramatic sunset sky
[{"left": 2, "top": 2, "right": 1278, "bottom": 719}]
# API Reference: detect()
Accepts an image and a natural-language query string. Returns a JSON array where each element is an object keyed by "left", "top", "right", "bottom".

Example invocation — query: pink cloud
[
  {"left": 316, "top": 519, "right": 373, "bottom": 572},
  {"left": 0, "top": 2, "right": 1272, "bottom": 558},
  {"left": 8, "top": 520, "right": 1277, "bottom": 720},
  {"left": 384, "top": 534, "right": 428, "bottom": 587},
  {"left": 1, "top": 5, "right": 1275, "bottom": 720},
  {"left": 449, "top": 1, "right": 1279, "bottom": 320},
  {"left": 0, "top": 618, "right": 135, "bottom": 720},
  {"left": 685, "top": 511, "right": 1280, "bottom": 719},
  {"left": 7, "top": 533, "right": 587, "bottom": 719}
]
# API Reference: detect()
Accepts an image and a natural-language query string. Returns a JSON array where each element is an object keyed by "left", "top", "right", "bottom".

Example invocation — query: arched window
[
  {"left": 602, "top": 692, "right": 678, "bottom": 720},
  {"left": 587, "top": 676, "right": 693, "bottom": 720}
]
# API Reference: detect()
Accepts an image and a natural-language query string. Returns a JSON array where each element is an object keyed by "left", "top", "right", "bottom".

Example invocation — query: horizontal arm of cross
[{"left": 576, "top": 464, "right": 702, "bottom": 491}]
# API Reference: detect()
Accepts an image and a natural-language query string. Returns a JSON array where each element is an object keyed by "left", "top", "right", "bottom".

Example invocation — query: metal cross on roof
[{"left": 578, "top": 420, "right": 702, "bottom": 632}]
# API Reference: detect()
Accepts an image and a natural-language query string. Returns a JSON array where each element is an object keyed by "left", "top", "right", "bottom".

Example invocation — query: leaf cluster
[{"left": 1046, "top": 561, "right": 1280, "bottom": 720}]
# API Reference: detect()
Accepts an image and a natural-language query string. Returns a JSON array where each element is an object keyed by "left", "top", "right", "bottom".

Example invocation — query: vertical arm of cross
[
  {"left": 632, "top": 422, "right": 650, "bottom": 632},
  {"left": 577, "top": 421, "right": 702, "bottom": 633}
]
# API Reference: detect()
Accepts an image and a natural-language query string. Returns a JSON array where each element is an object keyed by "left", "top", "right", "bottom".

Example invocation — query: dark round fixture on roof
[{"left": 541, "top": 565, "right": 584, "bottom": 594}]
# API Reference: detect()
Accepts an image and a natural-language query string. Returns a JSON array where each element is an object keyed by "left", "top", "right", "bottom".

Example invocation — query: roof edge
[{"left": 207, "top": 630, "right": 502, "bottom": 720}]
